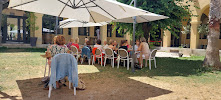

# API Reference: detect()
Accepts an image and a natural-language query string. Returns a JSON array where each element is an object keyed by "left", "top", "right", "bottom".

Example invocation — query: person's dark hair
[
  {"left": 56, "top": 35, "right": 66, "bottom": 45},
  {"left": 86, "top": 41, "right": 90, "bottom": 45},
  {"left": 96, "top": 39, "right": 101, "bottom": 45},
  {"left": 121, "top": 40, "right": 127, "bottom": 46}
]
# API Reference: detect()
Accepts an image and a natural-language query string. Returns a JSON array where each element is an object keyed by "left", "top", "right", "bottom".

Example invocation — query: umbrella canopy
[
  {"left": 8, "top": 0, "right": 150, "bottom": 23},
  {"left": 114, "top": 13, "right": 169, "bottom": 23},
  {"left": 59, "top": 19, "right": 108, "bottom": 28}
]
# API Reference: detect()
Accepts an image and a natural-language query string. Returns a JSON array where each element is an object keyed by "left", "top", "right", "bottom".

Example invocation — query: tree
[
  {"left": 181, "top": 25, "right": 191, "bottom": 47},
  {"left": 203, "top": 0, "right": 221, "bottom": 69},
  {"left": 113, "top": 0, "right": 193, "bottom": 40},
  {"left": 198, "top": 24, "right": 209, "bottom": 39}
]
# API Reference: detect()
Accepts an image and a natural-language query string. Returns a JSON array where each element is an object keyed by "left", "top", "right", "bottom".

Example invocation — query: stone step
[{"left": 0, "top": 43, "right": 32, "bottom": 48}]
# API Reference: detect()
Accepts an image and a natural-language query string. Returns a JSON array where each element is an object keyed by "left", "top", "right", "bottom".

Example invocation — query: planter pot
[
  {"left": 200, "top": 45, "right": 204, "bottom": 49},
  {"left": 0, "top": 36, "right": 2, "bottom": 44},
  {"left": 178, "top": 53, "right": 183, "bottom": 57},
  {"left": 30, "top": 37, "right": 37, "bottom": 47},
  {"left": 204, "top": 45, "right": 207, "bottom": 49}
]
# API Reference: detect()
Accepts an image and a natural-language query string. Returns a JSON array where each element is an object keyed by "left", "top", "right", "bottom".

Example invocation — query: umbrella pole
[
  {"left": 0, "top": 1, "right": 3, "bottom": 38},
  {"left": 131, "top": 0, "right": 137, "bottom": 72},
  {"left": 55, "top": 16, "right": 58, "bottom": 35}
]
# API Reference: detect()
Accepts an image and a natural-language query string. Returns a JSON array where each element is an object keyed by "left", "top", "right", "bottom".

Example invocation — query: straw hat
[{"left": 41, "top": 51, "right": 52, "bottom": 58}]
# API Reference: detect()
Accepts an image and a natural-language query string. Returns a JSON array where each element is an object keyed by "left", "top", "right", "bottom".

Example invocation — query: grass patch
[
  {"left": 0, "top": 47, "right": 46, "bottom": 52},
  {"left": 0, "top": 48, "right": 221, "bottom": 95}
]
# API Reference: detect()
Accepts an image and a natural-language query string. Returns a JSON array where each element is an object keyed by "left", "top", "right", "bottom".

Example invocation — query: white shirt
[{"left": 94, "top": 45, "right": 103, "bottom": 51}]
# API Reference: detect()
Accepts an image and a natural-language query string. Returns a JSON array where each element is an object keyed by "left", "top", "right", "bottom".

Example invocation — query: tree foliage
[
  {"left": 198, "top": 24, "right": 209, "bottom": 35},
  {"left": 113, "top": 0, "right": 194, "bottom": 40}
]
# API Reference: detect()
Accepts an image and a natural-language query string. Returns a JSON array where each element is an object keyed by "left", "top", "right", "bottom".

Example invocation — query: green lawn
[{"left": 0, "top": 47, "right": 221, "bottom": 100}]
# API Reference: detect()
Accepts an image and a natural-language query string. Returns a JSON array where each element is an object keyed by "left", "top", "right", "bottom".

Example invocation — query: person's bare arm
[{"left": 137, "top": 43, "right": 142, "bottom": 51}]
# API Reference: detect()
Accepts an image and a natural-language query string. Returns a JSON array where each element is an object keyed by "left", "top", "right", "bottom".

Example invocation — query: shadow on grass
[
  {"left": 0, "top": 91, "right": 20, "bottom": 100},
  {"left": 16, "top": 76, "right": 172, "bottom": 100},
  {"left": 145, "top": 57, "right": 208, "bottom": 77},
  {"left": 0, "top": 47, "right": 46, "bottom": 53},
  {"left": 90, "top": 57, "right": 213, "bottom": 77}
]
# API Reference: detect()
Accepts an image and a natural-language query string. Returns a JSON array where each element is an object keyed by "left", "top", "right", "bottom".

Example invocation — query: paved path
[{"left": 156, "top": 52, "right": 190, "bottom": 58}]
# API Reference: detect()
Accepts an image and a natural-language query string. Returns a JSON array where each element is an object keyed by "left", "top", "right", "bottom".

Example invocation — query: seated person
[
  {"left": 86, "top": 41, "right": 92, "bottom": 52},
  {"left": 94, "top": 39, "right": 103, "bottom": 51},
  {"left": 114, "top": 40, "right": 119, "bottom": 48},
  {"left": 137, "top": 37, "right": 150, "bottom": 67},
  {"left": 108, "top": 39, "right": 116, "bottom": 50},
  {"left": 134, "top": 39, "right": 141, "bottom": 63},
  {"left": 84, "top": 37, "right": 89, "bottom": 46},
  {"left": 47, "top": 35, "right": 70, "bottom": 88},
  {"left": 103, "top": 40, "right": 109, "bottom": 50},
  {"left": 48, "top": 35, "right": 69, "bottom": 57},
  {"left": 125, "top": 40, "right": 131, "bottom": 49},
  {"left": 67, "top": 38, "right": 74, "bottom": 50},
  {"left": 71, "top": 37, "right": 81, "bottom": 52},
  {"left": 119, "top": 40, "right": 128, "bottom": 51}
]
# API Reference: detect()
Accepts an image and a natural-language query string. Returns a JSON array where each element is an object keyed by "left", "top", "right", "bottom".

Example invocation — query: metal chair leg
[{"left": 44, "top": 58, "right": 47, "bottom": 77}]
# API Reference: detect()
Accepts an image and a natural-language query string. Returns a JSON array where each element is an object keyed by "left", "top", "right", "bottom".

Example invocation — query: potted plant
[
  {"left": 178, "top": 46, "right": 184, "bottom": 57},
  {"left": 198, "top": 24, "right": 209, "bottom": 49},
  {"left": 26, "top": 12, "right": 39, "bottom": 46},
  {"left": 181, "top": 25, "right": 190, "bottom": 48}
]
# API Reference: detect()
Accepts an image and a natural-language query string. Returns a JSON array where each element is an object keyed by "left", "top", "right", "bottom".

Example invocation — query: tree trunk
[
  {"left": 142, "top": 23, "right": 152, "bottom": 41},
  {"left": 203, "top": 0, "right": 221, "bottom": 69}
]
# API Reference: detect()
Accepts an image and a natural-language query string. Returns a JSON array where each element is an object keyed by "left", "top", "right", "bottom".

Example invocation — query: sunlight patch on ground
[
  {"left": 78, "top": 65, "right": 100, "bottom": 74},
  {"left": 129, "top": 76, "right": 221, "bottom": 100}
]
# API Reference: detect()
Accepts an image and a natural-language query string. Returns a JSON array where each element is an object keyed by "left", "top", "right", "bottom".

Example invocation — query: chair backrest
[
  {"left": 105, "top": 48, "right": 114, "bottom": 56},
  {"left": 118, "top": 49, "right": 128, "bottom": 58},
  {"left": 70, "top": 46, "right": 78, "bottom": 54},
  {"left": 95, "top": 48, "right": 102, "bottom": 56},
  {"left": 150, "top": 49, "right": 157, "bottom": 58}
]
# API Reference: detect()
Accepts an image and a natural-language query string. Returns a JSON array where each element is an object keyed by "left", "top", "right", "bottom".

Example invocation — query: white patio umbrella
[
  {"left": 59, "top": 19, "right": 108, "bottom": 28},
  {"left": 114, "top": 13, "right": 169, "bottom": 23},
  {"left": 8, "top": 0, "right": 150, "bottom": 23}
]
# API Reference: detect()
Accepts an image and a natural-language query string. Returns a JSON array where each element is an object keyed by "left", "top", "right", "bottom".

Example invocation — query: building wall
[
  {"left": 2, "top": 9, "right": 25, "bottom": 16},
  {"left": 62, "top": 26, "right": 128, "bottom": 45},
  {"left": 163, "top": 0, "right": 216, "bottom": 49}
]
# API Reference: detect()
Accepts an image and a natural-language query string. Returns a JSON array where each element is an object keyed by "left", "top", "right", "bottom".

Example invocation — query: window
[
  {"left": 94, "top": 26, "right": 100, "bottom": 36},
  {"left": 78, "top": 27, "right": 90, "bottom": 36},
  {"left": 68, "top": 28, "right": 71, "bottom": 35},
  {"left": 186, "top": 34, "right": 190, "bottom": 39},
  {"left": 42, "top": 15, "right": 63, "bottom": 34},
  {"left": 116, "top": 27, "right": 124, "bottom": 37},
  {"left": 107, "top": 24, "right": 112, "bottom": 37}
]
